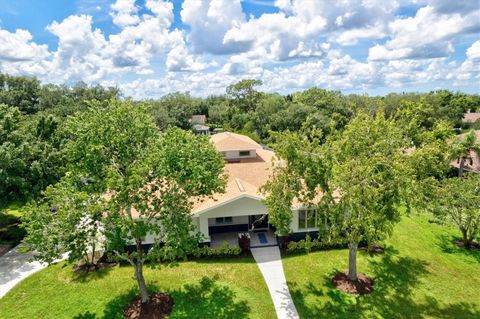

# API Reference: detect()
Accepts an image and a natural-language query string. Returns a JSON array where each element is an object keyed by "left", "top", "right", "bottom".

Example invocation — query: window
[
  {"left": 215, "top": 217, "right": 233, "bottom": 224},
  {"left": 239, "top": 150, "right": 250, "bottom": 157},
  {"left": 298, "top": 210, "right": 306, "bottom": 230},
  {"left": 298, "top": 209, "right": 318, "bottom": 230},
  {"left": 307, "top": 209, "right": 316, "bottom": 228}
]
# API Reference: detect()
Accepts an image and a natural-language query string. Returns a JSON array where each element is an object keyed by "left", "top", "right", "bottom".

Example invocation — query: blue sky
[{"left": 0, "top": 0, "right": 478, "bottom": 99}]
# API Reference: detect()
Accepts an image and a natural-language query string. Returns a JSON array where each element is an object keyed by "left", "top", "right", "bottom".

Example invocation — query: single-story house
[
  {"left": 140, "top": 132, "right": 319, "bottom": 248},
  {"left": 192, "top": 132, "right": 319, "bottom": 247}
]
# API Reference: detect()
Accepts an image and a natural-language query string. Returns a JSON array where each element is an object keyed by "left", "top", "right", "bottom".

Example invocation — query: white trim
[{"left": 192, "top": 194, "right": 264, "bottom": 216}]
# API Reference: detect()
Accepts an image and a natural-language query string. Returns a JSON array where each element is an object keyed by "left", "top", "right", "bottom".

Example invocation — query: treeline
[{"left": 1, "top": 74, "right": 479, "bottom": 200}]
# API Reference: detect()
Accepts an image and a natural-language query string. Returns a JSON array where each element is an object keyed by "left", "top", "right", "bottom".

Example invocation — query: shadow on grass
[
  {"left": 289, "top": 246, "right": 480, "bottom": 319},
  {"left": 436, "top": 234, "right": 480, "bottom": 263},
  {"left": 72, "top": 276, "right": 250, "bottom": 319},
  {"left": 70, "top": 264, "right": 116, "bottom": 283}
]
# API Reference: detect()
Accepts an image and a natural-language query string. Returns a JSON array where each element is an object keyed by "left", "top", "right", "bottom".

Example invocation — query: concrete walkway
[
  {"left": 0, "top": 246, "right": 61, "bottom": 298},
  {"left": 251, "top": 246, "right": 299, "bottom": 319}
]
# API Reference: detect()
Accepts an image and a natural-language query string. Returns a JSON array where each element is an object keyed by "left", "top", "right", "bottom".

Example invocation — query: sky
[{"left": 0, "top": 0, "right": 479, "bottom": 99}]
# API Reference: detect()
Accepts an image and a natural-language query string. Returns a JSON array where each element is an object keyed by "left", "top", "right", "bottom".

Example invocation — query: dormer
[{"left": 210, "top": 132, "right": 262, "bottom": 161}]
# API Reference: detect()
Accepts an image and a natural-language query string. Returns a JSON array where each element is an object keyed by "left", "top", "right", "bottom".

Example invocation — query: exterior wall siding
[{"left": 223, "top": 149, "right": 257, "bottom": 160}]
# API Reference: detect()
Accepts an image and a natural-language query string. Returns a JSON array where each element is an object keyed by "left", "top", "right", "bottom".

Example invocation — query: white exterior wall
[
  {"left": 223, "top": 149, "right": 257, "bottom": 160},
  {"left": 208, "top": 215, "right": 248, "bottom": 226},
  {"left": 196, "top": 196, "right": 267, "bottom": 241},
  {"left": 290, "top": 209, "right": 299, "bottom": 233}
]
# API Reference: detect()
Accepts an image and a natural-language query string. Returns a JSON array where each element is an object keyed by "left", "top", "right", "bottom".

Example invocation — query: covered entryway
[{"left": 249, "top": 214, "right": 269, "bottom": 231}]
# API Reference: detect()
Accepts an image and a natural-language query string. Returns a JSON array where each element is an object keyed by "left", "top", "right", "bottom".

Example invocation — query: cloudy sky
[{"left": 0, "top": 0, "right": 479, "bottom": 98}]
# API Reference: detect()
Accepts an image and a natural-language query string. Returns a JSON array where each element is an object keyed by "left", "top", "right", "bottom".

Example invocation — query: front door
[{"left": 249, "top": 214, "right": 269, "bottom": 231}]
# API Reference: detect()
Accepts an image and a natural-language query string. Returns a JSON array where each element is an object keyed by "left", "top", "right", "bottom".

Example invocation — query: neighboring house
[
  {"left": 451, "top": 130, "right": 480, "bottom": 174},
  {"left": 193, "top": 124, "right": 210, "bottom": 135},
  {"left": 190, "top": 115, "right": 210, "bottom": 135},
  {"left": 462, "top": 112, "right": 480, "bottom": 124},
  {"left": 139, "top": 132, "right": 319, "bottom": 248},
  {"left": 190, "top": 114, "right": 206, "bottom": 125}
]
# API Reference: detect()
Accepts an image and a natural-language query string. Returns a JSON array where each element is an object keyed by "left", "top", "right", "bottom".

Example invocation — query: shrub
[{"left": 196, "top": 242, "right": 241, "bottom": 258}]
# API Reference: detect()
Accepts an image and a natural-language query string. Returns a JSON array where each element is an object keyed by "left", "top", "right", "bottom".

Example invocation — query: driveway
[
  {"left": 251, "top": 246, "right": 299, "bottom": 319},
  {"left": 0, "top": 246, "right": 54, "bottom": 298}
]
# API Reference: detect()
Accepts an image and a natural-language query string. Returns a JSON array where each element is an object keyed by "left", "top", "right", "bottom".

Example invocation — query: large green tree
[
  {"left": 264, "top": 112, "right": 420, "bottom": 282},
  {"left": 23, "top": 101, "right": 226, "bottom": 304},
  {"left": 433, "top": 174, "right": 480, "bottom": 248},
  {"left": 226, "top": 79, "right": 263, "bottom": 113}
]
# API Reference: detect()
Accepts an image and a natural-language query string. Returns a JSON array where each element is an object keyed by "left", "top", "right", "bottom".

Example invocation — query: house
[
  {"left": 190, "top": 115, "right": 206, "bottom": 125},
  {"left": 136, "top": 132, "right": 318, "bottom": 249},
  {"left": 462, "top": 112, "right": 480, "bottom": 124},
  {"left": 189, "top": 132, "right": 318, "bottom": 248},
  {"left": 451, "top": 130, "right": 480, "bottom": 174},
  {"left": 190, "top": 115, "right": 210, "bottom": 135}
]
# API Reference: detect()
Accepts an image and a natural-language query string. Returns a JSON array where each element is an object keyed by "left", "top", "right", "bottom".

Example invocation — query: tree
[
  {"left": 450, "top": 130, "right": 480, "bottom": 177},
  {"left": 433, "top": 174, "right": 480, "bottom": 248},
  {"left": 23, "top": 180, "right": 106, "bottom": 267},
  {"left": 264, "top": 112, "right": 415, "bottom": 282},
  {"left": 226, "top": 79, "right": 263, "bottom": 113},
  {"left": 23, "top": 101, "right": 226, "bottom": 304}
]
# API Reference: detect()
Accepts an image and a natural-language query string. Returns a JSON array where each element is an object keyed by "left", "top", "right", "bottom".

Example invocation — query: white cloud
[
  {"left": 368, "top": 5, "right": 480, "bottom": 61},
  {"left": 110, "top": 0, "right": 140, "bottom": 28},
  {"left": 181, "top": 0, "right": 247, "bottom": 54},
  {"left": 0, "top": 29, "right": 49, "bottom": 62}
]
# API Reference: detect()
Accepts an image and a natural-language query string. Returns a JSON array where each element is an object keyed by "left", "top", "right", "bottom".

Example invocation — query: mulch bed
[
  {"left": 360, "top": 245, "right": 385, "bottom": 254},
  {"left": 73, "top": 261, "right": 117, "bottom": 274},
  {"left": 124, "top": 292, "right": 174, "bottom": 319},
  {"left": 332, "top": 271, "right": 374, "bottom": 295},
  {"left": 454, "top": 240, "right": 480, "bottom": 251}
]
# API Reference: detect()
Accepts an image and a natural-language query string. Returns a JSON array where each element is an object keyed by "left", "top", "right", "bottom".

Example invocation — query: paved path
[
  {"left": 0, "top": 246, "right": 67, "bottom": 298},
  {"left": 251, "top": 246, "right": 299, "bottom": 319}
]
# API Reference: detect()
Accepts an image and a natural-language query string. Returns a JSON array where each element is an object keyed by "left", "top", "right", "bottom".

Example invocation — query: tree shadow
[
  {"left": 170, "top": 276, "right": 250, "bottom": 319},
  {"left": 70, "top": 264, "right": 116, "bottom": 283},
  {"left": 436, "top": 234, "right": 480, "bottom": 263},
  {"left": 72, "top": 276, "right": 250, "bottom": 319},
  {"left": 289, "top": 246, "right": 480, "bottom": 318}
]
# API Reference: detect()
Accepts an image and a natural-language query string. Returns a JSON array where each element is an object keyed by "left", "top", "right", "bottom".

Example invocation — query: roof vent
[{"left": 235, "top": 178, "right": 245, "bottom": 192}]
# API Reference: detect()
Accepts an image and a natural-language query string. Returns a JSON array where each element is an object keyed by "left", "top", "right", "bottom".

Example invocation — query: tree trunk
[
  {"left": 348, "top": 243, "right": 358, "bottom": 281},
  {"left": 458, "top": 157, "right": 466, "bottom": 177},
  {"left": 462, "top": 229, "right": 471, "bottom": 249},
  {"left": 135, "top": 239, "right": 150, "bottom": 303}
]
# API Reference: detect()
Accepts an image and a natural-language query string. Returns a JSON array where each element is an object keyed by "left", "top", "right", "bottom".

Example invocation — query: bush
[
  {"left": 286, "top": 234, "right": 339, "bottom": 254},
  {"left": 196, "top": 242, "right": 242, "bottom": 258}
]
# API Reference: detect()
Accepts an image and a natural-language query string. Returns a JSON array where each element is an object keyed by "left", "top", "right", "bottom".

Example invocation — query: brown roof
[
  {"left": 191, "top": 148, "right": 274, "bottom": 214},
  {"left": 462, "top": 113, "right": 480, "bottom": 123},
  {"left": 210, "top": 132, "right": 261, "bottom": 152},
  {"left": 190, "top": 115, "right": 206, "bottom": 124}
]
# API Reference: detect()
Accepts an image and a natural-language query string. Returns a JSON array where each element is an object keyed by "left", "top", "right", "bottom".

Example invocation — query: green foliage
[
  {"left": 23, "top": 100, "right": 226, "bottom": 302},
  {"left": 226, "top": 79, "right": 263, "bottom": 113},
  {"left": 449, "top": 130, "right": 480, "bottom": 177},
  {"left": 196, "top": 242, "right": 242, "bottom": 258},
  {"left": 0, "top": 105, "right": 65, "bottom": 199},
  {"left": 431, "top": 174, "right": 480, "bottom": 247}
]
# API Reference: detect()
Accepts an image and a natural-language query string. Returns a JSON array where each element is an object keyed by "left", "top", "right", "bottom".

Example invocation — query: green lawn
[
  {"left": 0, "top": 257, "right": 275, "bottom": 319},
  {"left": 283, "top": 215, "right": 480, "bottom": 319},
  {"left": 0, "top": 202, "right": 26, "bottom": 255}
]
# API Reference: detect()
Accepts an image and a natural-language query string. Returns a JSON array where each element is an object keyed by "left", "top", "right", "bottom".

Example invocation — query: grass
[
  {"left": 0, "top": 202, "right": 26, "bottom": 252},
  {"left": 283, "top": 215, "right": 480, "bottom": 319},
  {"left": 0, "top": 257, "right": 275, "bottom": 319}
]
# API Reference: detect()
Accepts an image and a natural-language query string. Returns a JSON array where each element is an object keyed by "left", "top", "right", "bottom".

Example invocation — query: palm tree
[{"left": 451, "top": 130, "right": 480, "bottom": 177}]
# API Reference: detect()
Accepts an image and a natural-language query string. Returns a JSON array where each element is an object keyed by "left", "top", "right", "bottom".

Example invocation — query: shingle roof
[
  {"left": 462, "top": 113, "right": 480, "bottom": 123},
  {"left": 191, "top": 148, "right": 274, "bottom": 214},
  {"left": 210, "top": 132, "right": 261, "bottom": 152}
]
